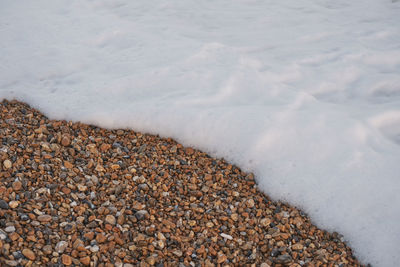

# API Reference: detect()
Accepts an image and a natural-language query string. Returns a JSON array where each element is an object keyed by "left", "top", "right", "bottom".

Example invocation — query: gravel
[{"left": 0, "top": 100, "right": 363, "bottom": 266}]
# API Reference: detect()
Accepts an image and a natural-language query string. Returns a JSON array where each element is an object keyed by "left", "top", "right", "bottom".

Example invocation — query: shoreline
[{"left": 0, "top": 99, "right": 363, "bottom": 266}]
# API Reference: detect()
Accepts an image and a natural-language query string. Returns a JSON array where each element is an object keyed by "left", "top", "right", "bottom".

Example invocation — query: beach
[{"left": 0, "top": 100, "right": 363, "bottom": 266}]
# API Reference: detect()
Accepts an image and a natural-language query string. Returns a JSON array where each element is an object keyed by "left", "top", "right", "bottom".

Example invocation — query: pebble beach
[{"left": 0, "top": 100, "right": 363, "bottom": 266}]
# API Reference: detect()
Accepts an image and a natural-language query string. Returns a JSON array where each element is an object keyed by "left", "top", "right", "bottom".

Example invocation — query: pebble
[
  {"left": 0, "top": 231, "right": 7, "bottom": 240},
  {"left": 292, "top": 243, "right": 304, "bottom": 250},
  {"left": 62, "top": 254, "right": 72, "bottom": 265},
  {"left": 0, "top": 199, "right": 9, "bottom": 209},
  {"left": 37, "top": 214, "right": 52, "bottom": 222},
  {"left": 135, "top": 210, "right": 149, "bottom": 220},
  {"left": 276, "top": 254, "right": 292, "bottom": 264},
  {"left": 173, "top": 250, "right": 183, "bottom": 257},
  {"left": 220, "top": 233, "right": 233, "bottom": 240},
  {"left": 105, "top": 214, "right": 116, "bottom": 225},
  {"left": 260, "top": 218, "right": 271, "bottom": 227},
  {"left": 246, "top": 198, "right": 255, "bottom": 208},
  {"left": 78, "top": 184, "right": 87, "bottom": 192},
  {"left": 9, "top": 201, "right": 19, "bottom": 209},
  {"left": 5, "top": 226, "right": 16, "bottom": 233},
  {"left": 146, "top": 256, "right": 157, "bottom": 265},
  {"left": 12, "top": 181, "right": 22, "bottom": 191},
  {"left": 4, "top": 260, "right": 18, "bottom": 266},
  {"left": 55, "top": 240, "right": 68, "bottom": 253},
  {"left": 43, "top": 245, "right": 52, "bottom": 255},
  {"left": 90, "top": 245, "right": 99, "bottom": 253},
  {"left": 61, "top": 135, "right": 71, "bottom": 146},
  {"left": 22, "top": 248, "right": 36, "bottom": 261},
  {"left": 3, "top": 159, "right": 12, "bottom": 169},
  {"left": 80, "top": 256, "right": 91, "bottom": 265},
  {"left": 217, "top": 253, "right": 227, "bottom": 264}
]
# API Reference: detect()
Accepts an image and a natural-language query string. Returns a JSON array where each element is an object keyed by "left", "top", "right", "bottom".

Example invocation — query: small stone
[
  {"left": 80, "top": 256, "right": 91, "bottom": 265},
  {"left": 132, "top": 202, "right": 145, "bottom": 210},
  {"left": 90, "top": 245, "right": 99, "bottom": 253},
  {"left": 84, "top": 232, "right": 95, "bottom": 240},
  {"left": 43, "top": 245, "right": 52, "bottom": 255},
  {"left": 38, "top": 214, "right": 52, "bottom": 223},
  {"left": 64, "top": 161, "right": 73, "bottom": 169},
  {"left": 292, "top": 243, "right": 303, "bottom": 250},
  {"left": 77, "top": 184, "right": 87, "bottom": 192},
  {"left": 186, "top": 147, "right": 194, "bottom": 155},
  {"left": 260, "top": 263, "right": 271, "bottom": 267},
  {"left": 4, "top": 260, "right": 18, "bottom": 266},
  {"left": 173, "top": 250, "right": 183, "bottom": 257},
  {"left": 260, "top": 218, "right": 271, "bottom": 227},
  {"left": 3, "top": 159, "right": 12, "bottom": 169},
  {"left": 270, "top": 248, "right": 280, "bottom": 257},
  {"left": 9, "top": 201, "right": 19, "bottom": 209},
  {"left": 135, "top": 210, "right": 148, "bottom": 220},
  {"left": 22, "top": 248, "right": 36, "bottom": 260},
  {"left": 55, "top": 241, "right": 68, "bottom": 253},
  {"left": 206, "top": 222, "right": 214, "bottom": 228},
  {"left": 217, "top": 253, "right": 227, "bottom": 264},
  {"left": 0, "top": 199, "right": 9, "bottom": 209},
  {"left": 62, "top": 254, "right": 72, "bottom": 266},
  {"left": 157, "top": 240, "right": 165, "bottom": 249},
  {"left": 111, "top": 164, "right": 120, "bottom": 170},
  {"left": 205, "top": 259, "right": 215, "bottom": 267},
  {"left": 0, "top": 231, "right": 7, "bottom": 240},
  {"left": 231, "top": 213, "right": 238, "bottom": 221},
  {"left": 96, "top": 233, "right": 107, "bottom": 243},
  {"left": 276, "top": 254, "right": 292, "bottom": 264},
  {"left": 105, "top": 214, "right": 116, "bottom": 225},
  {"left": 9, "top": 232, "right": 19, "bottom": 241},
  {"left": 61, "top": 187, "right": 71, "bottom": 194},
  {"left": 220, "top": 233, "right": 233, "bottom": 240},
  {"left": 100, "top": 143, "right": 111, "bottom": 152},
  {"left": 246, "top": 198, "right": 255, "bottom": 208},
  {"left": 5, "top": 226, "right": 15, "bottom": 233},
  {"left": 95, "top": 164, "right": 105, "bottom": 172},
  {"left": 12, "top": 181, "right": 22, "bottom": 191},
  {"left": 146, "top": 256, "right": 156, "bottom": 265},
  {"left": 61, "top": 135, "right": 71, "bottom": 146}
]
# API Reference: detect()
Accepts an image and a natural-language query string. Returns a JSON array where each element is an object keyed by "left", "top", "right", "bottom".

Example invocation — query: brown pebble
[
  {"left": 146, "top": 256, "right": 156, "bottom": 266},
  {"left": 61, "top": 135, "right": 71, "bottom": 146},
  {"left": 80, "top": 256, "right": 91, "bottom": 265},
  {"left": 62, "top": 254, "right": 72, "bottom": 266},
  {"left": 3, "top": 159, "right": 12, "bottom": 169},
  {"left": 105, "top": 214, "right": 116, "bottom": 225},
  {"left": 61, "top": 187, "right": 71, "bottom": 194},
  {"left": 100, "top": 143, "right": 111, "bottom": 152},
  {"left": 292, "top": 243, "right": 304, "bottom": 250},
  {"left": 96, "top": 233, "right": 107, "bottom": 243},
  {"left": 84, "top": 232, "right": 95, "bottom": 240},
  {"left": 64, "top": 161, "right": 73, "bottom": 169},
  {"left": 22, "top": 248, "right": 36, "bottom": 261},
  {"left": 9, "top": 201, "right": 19, "bottom": 209},
  {"left": 217, "top": 253, "right": 227, "bottom": 264},
  {"left": 9, "top": 232, "right": 20, "bottom": 241},
  {"left": 12, "top": 181, "right": 22, "bottom": 191},
  {"left": 37, "top": 214, "right": 52, "bottom": 222}
]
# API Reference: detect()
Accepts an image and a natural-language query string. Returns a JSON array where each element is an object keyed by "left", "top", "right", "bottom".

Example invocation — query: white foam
[{"left": 1, "top": 0, "right": 400, "bottom": 265}]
